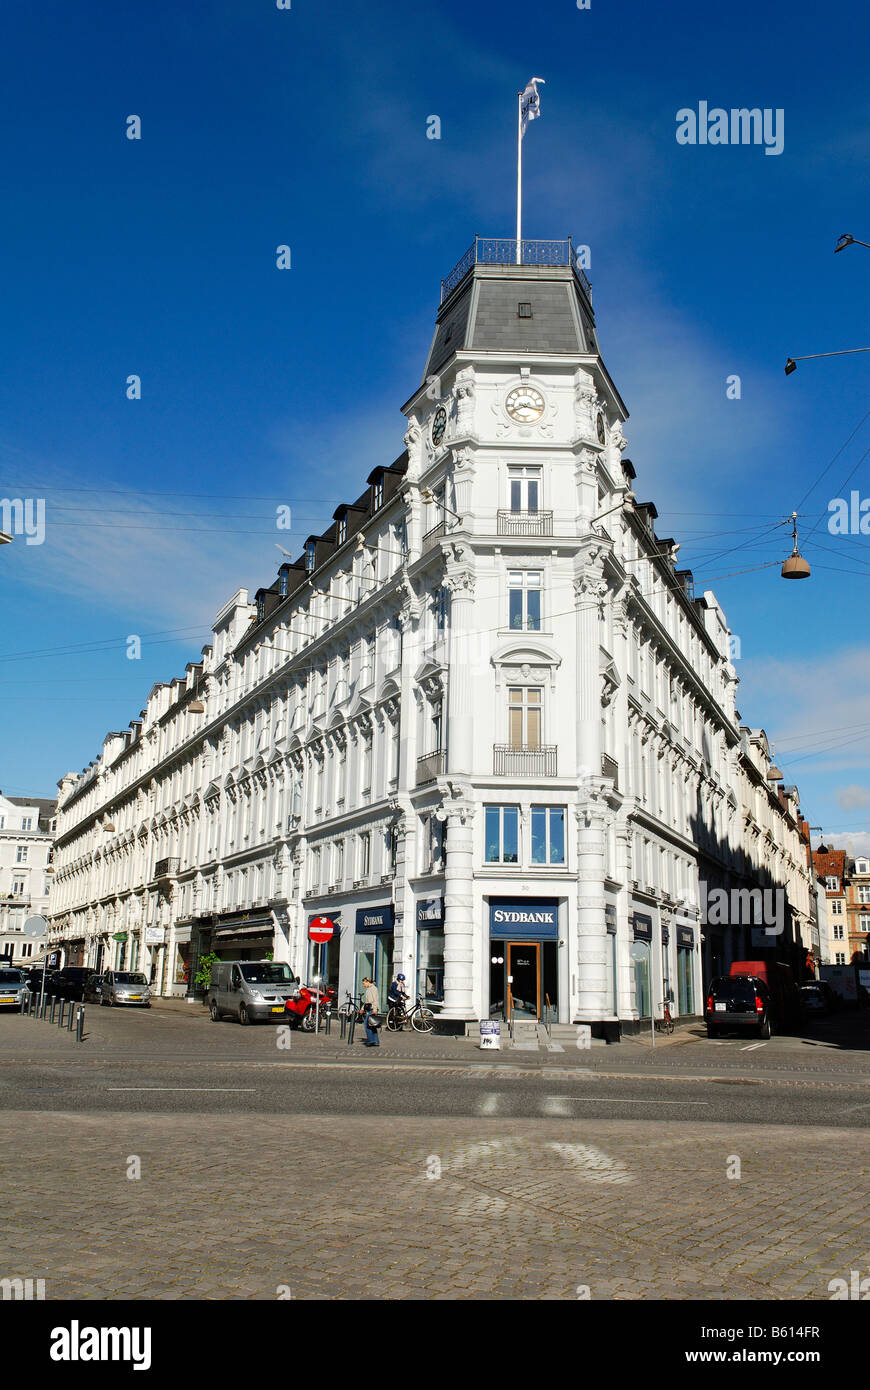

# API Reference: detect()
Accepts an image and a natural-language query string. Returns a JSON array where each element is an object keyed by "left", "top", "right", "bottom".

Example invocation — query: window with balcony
[
  {"left": 12, "top": 880, "right": 25, "bottom": 897},
  {"left": 508, "top": 687, "right": 541, "bottom": 749},
  {"left": 508, "top": 467, "right": 539, "bottom": 514},
  {"left": 531, "top": 806, "right": 565, "bottom": 865},
  {"left": 508, "top": 571, "right": 542, "bottom": 631},
  {"left": 485, "top": 806, "right": 519, "bottom": 864}
]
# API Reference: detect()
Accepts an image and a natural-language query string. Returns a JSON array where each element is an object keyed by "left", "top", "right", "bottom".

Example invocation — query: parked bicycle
[
  {"left": 338, "top": 990, "right": 361, "bottom": 1022},
  {"left": 386, "top": 994, "right": 436, "bottom": 1033},
  {"left": 655, "top": 1000, "right": 675, "bottom": 1035}
]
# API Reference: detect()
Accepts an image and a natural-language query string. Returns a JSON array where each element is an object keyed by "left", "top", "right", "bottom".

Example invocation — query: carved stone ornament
[
  {"left": 452, "top": 367, "right": 476, "bottom": 436},
  {"left": 403, "top": 416, "right": 423, "bottom": 480},
  {"left": 573, "top": 369, "right": 598, "bottom": 435}
]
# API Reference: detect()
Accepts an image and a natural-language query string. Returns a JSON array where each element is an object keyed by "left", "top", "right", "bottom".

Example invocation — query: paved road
[{"left": 2, "top": 1008, "right": 869, "bottom": 1300}]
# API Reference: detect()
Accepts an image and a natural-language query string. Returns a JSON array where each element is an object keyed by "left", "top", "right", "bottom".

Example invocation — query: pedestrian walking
[{"left": 360, "top": 976, "right": 381, "bottom": 1048}]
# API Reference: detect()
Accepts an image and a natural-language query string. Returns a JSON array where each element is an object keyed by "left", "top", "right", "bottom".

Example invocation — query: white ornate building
[
  {"left": 48, "top": 238, "right": 816, "bottom": 1028},
  {"left": 0, "top": 791, "right": 55, "bottom": 966}
]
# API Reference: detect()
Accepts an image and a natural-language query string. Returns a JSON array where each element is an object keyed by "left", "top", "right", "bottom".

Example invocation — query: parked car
[
  {"left": 0, "top": 968, "right": 28, "bottom": 1011},
  {"left": 23, "top": 968, "right": 58, "bottom": 998},
  {"left": 51, "top": 967, "right": 93, "bottom": 1002},
  {"left": 208, "top": 960, "right": 303, "bottom": 1025},
  {"left": 100, "top": 971, "right": 151, "bottom": 1007},
  {"left": 729, "top": 960, "right": 804, "bottom": 1028},
  {"left": 706, "top": 974, "right": 774, "bottom": 1039},
  {"left": 801, "top": 981, "right": 836, "bottom": 1017},
  {"left": 83, "top": 973, "right": 106, "bottom": 1004}
]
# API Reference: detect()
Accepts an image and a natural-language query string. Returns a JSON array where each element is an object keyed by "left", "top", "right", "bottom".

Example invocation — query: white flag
[{"left": 520, "top": 76, "right": 545, "bottom": 136}]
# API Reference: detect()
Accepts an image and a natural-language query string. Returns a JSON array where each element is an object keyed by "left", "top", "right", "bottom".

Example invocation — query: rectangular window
[
  {"left": 21, "top": 818, "right": 32, "bottom": 831},
  {"left": 508, "top": 468, "right": 539, "bottom": 514},
  {"left": 530, "top": 806, "right": 565, "bottom": 865},
  {"left": 508, "top": 571, "right": 542, "bottom": 631},
  {"left": 373, "top": 477, "right": 384, "bottom": 509},
  {"left": 334, "top": 840, "right": 344, "bottom": 886},
  {"left": 337, "top": 515, "right": 347, "bottom": 545},
  {"left": 517, "top": 302, "right": 532, "bottom": 318},
  {"left": 835, "top": 952, "right": 846, "bottom": 965},
  {"left": 859, "top": 886, "right": 870, "bottom": 904},
  {"left": 485, "top": 806, "right": 519, "bottom": 864},
  {"left": 508, "top": 687, "right": 541, "bottom": 750},
  {"left": 359, "top": 831, "right": 371, "bottom": 880},
  {"left": 831, "top": 900, "right": 843, "bottom": 915},
  {"left": 16, "top": 846, "right": 28, "bottom": 863},
  {"left": 861, "top": 915, "right": 870, "bottom": 932},
  {"left": 12, "top": 880, "right": 25, "bottom": 897},
  {"left": 826, "top": 876, "right": 839, "bottom": 891},
  {"left": 309, "top": 848, "right": 320, "bottom": 894}
]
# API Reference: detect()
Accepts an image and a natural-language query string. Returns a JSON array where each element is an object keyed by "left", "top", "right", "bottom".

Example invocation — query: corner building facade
[{"left": 50, "top": 239, "right": 811, "bottom": 1029}]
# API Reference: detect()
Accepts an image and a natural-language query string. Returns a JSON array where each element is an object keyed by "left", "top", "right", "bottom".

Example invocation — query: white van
[{"left": 208, "top": 960, "right": 301, "bottom": 1025}]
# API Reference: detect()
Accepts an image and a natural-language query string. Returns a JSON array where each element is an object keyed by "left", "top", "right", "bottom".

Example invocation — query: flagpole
[{"left": 516, "top": 90, "right": 522, "bottom": 264}]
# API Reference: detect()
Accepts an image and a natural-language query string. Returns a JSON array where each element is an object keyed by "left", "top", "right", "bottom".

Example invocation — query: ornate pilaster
[
  {"left": 437, "top": 785, "right": 475, "bottom": 1019},
  {"left": 443, "top": 544, "right": 476, "bottom": 777}
]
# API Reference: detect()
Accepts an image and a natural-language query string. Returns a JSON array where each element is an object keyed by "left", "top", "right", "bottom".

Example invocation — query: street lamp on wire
[{"left": 785, "top": 346, "right": 870, "bottom": 375}]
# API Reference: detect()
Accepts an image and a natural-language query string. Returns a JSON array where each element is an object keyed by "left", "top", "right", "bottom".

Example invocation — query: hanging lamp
[{"left": 781, "top": 512, "right": 811, "bottom": 579}]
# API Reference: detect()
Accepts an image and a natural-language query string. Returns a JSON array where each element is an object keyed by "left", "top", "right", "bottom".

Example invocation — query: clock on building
[
  {"left": 431, "top": 406, "right": 447, "bottom": 446},
  {"left": 505, "top": 386, "right": 545, "bottom": 423}
]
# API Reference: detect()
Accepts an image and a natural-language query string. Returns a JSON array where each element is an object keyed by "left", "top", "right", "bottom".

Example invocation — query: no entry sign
[{"left": 308, "top": 916, "right": 335, "bottom": 943}]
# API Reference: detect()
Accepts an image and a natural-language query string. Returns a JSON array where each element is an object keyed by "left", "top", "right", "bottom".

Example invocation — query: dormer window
[
  {"left": 305, "top": 540, "right": 316, "bottom": 573},
  {"left": 278, "top": 568, "right": 289, "bottom": 599},
  {"left": 517, "top": 302, "right": 532, "bottom": 318},
  {"left": 337, "top": 515, "right": 347, "bottom": 545},
  {"left": 256, "top": 594, "right": 265, "bottom": 623},
  {"left": 373, "top": 477, "right": 384, "bottom": 510}
]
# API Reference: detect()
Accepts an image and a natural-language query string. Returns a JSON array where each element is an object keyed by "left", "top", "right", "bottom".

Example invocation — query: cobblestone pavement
[{"left": 3, "top": 1111, "right": 868, "bottom": 1300}]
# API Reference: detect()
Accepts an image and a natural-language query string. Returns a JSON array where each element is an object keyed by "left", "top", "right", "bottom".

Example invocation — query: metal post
[
  {"left": 75, "top": 1006, "right": 84, "bottom": 1043},
  {"left": 67, "top": 1000, "right": 75, "bottom": 1031},
  {"left": 50, "top": 996, "right": 57, "bottom": 1024},
  {"left": 347, "top": 1010, "right": 356, "bottom": 1045},
  {"left": 340, "top": 1011, "right": 347, "bottom": 1040},
  {"left": 58, "top": 999, "right": 66, "bottom": 1028},
  {"left": 324, "top": 1008, "right": 331, "bottom": 1036}
]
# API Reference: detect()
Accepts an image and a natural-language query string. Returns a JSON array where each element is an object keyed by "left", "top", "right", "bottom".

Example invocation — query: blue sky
[{"left": 1, "top": 0, "right": 870, "bottom": 851}]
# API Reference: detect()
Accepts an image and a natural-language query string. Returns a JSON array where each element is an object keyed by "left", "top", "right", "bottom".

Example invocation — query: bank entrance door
[{"left": 507, "top": 942, "right": 540, "bottom": 1020}]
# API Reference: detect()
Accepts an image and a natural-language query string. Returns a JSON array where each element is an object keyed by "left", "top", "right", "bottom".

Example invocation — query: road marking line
[
  {"left": 542, "top": 1096, "right": 709, "bottom": 1106},
  {"left": 106, "top": 1087, "right": 258, "bottom": 1093},
  {"left": 740, "top": 1043, "right": 768, "bottom": 1052}
]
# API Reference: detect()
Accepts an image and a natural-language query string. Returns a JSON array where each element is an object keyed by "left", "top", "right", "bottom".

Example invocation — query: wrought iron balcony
[
  {"left": 441, "top": 237, "right": 592, "bottom": 303},
  {"left": 154, "top": 857, "right": 180, "bottom": 879},
  {"left": 417, "top": 750, "right": 446, "bottom": 784},
  {"left": 422, "top": 520, "right": 446, "bottom": 553},
  {"left": 497, "top": 510, "right": 553, "bottom": 537},
  {"left": 493, "top": 745, "right": 558, "bottom": 777}
]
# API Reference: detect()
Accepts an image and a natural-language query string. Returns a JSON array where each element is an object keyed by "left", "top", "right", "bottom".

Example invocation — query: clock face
[
  {"left": 505, "top": 386, "right": 545, "bottom": 423},
  {"left": 431, "top": 406, "right": 447, "bottom": 446},
  {"left": 596, "top": 410, "right": 607, "bottom": 445}
]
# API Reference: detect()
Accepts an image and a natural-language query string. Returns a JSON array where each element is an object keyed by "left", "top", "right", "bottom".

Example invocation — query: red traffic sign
[{"left": 308, "top": 916, "right": 335, "bottom": 943}]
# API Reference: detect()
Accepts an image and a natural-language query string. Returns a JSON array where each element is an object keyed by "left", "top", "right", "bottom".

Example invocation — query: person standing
[{"left": 360, "top": 976, "right": 381, "bottom": 1048}]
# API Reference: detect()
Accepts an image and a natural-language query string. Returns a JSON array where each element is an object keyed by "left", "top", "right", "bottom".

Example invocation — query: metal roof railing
[{"left": 440, "top": 236, "right": 592, "bottom": 303}]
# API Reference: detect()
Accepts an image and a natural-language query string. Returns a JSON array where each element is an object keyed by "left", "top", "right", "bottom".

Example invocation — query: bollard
[
  {"left": 58, "top": 999, "right": 66, "bottom": 1028},
  {"left": 347, "top": 1011, "right": 357, "bottom": 1046},
  {"left": 50, "top": 996, "right": 58, "bottom": 1024},
  {"left": 324, "top": 1009, "right": 332, "bottom": 1036},
  {"left": 75, "top": 1006, "right": 84, "bottom": 1043},
  {"left": 339, "top": 1011, "right": 347, "bottom": 1040},
  {"left": 39, "top": 991, "right": 47, "bottom": 1019},
  {"left": 67, "top": 1000, "right": 75, "bottom": 1031}
]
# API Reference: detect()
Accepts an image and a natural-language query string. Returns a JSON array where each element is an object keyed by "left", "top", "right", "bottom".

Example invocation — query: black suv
[
  {"left": 706, "top": 975, "right": 773, "bottom": 1039},
  {"left": 24, "top": 968, "right": 59, "bottom": 998}
]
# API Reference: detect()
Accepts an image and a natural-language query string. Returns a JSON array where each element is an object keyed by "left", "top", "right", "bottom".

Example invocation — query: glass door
[{"left": 507, "top": 942, "right": 540, "bottom": 1019}]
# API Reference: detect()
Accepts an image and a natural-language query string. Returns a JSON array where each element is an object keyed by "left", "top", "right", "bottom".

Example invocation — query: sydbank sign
[{"left": 489, "top": 900, "right": 558, "bottom": 939}]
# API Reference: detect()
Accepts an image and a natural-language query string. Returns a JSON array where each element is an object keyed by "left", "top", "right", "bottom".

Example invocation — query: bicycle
[
  {"left": 338, "top": 990, "right": 362, "bottom": 1023},
  {"left": 386, "top": 994, "right": 436, "bottom": 1033},
  {"left": 655, "top": 1000, "right": 675, "bottom": 1034}
]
